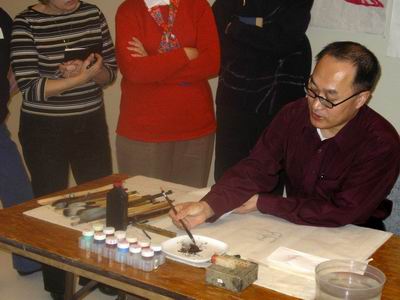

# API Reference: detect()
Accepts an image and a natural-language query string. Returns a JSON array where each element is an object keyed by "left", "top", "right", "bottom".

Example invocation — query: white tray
[{"left": 161, "top": 235, "right": 228, "bottom": 264}]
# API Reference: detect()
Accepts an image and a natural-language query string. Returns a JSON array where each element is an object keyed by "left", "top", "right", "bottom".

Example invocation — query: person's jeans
[
  {"left": 0, "top": 123, "right": 41, "bottom": 273},
  {"left": 19, "top": 107, "right": 112, "bottom": 294}
]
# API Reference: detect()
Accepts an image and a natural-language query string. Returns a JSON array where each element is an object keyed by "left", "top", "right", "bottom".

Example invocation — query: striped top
[{"left": 11, "top": 2, "right": 117, "bottom": 116}]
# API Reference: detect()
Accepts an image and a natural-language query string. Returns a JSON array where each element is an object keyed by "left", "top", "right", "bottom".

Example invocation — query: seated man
[{"left": 170, "top": 41, "right": 400, "bottom": 231}]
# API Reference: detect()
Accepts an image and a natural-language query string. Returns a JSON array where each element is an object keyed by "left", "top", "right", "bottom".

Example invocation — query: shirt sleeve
[
  {"left": 98, "top": 10, "right": 118, "bottom": 85},
  {"left": 11, "top": 15, "right": 47, "bottom": 103},
  {"left": 115, "top": 1, "right": 190, "bottom": 84},
  {"left": 257, "top": 138, "right": 400, "bottom": 227},
  {"left": 216, "top": 0, "right": 313, "bottom": 55},
  {"left": 163, "top": 0, "right": 220, "bottom": 84},
  {"left": 203, "top": 102, "right": 291, "bottom": 220}
]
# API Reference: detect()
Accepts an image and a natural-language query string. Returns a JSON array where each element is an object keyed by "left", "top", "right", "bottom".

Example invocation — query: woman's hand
[
  {"left": 127, "top": 37, "right": 148, "bottom": 57},
  {"left": 59, "top": 60, "right": 83, "bottom": 78}
]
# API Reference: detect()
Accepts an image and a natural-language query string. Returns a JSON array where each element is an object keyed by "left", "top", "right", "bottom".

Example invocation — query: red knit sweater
[{"left": 115, "top": 0, "right": 220, "bottom": 142}]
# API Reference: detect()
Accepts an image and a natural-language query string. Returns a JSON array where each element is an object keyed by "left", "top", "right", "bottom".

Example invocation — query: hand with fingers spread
[
  {"left": 127, "top": 37, "right": 148, "bottom": 57},
  {"left": 169, "top": 201, "right": 215, "bottom": 230}
]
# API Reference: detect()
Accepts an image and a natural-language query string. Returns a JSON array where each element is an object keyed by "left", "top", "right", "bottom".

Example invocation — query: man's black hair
[{"left": 316, "top": 41, "right": 381, "bottom": 91}]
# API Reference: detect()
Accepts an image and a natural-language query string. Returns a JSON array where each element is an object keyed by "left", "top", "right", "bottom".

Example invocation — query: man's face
[{"left": 307, "top": 55, "right": 370, "bottom": 138}]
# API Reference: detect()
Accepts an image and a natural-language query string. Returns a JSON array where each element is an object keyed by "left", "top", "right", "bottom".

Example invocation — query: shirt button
[{"left": 318, "top": 149, "right": 322, "bottom": 153}]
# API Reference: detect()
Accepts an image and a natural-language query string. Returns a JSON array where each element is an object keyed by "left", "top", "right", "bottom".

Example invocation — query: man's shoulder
[{"left": 359, "top": 106, "right": 400, "bottom": 149}]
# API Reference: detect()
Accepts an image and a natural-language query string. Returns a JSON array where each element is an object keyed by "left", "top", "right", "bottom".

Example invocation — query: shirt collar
[{"left": 301, "top": 99, "right": 368, "bottom": 152}]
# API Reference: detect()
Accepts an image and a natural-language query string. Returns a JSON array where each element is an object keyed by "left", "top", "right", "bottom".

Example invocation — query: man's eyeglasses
[{"left": 304, "top": 84, "right": 367, "bottom": 109}]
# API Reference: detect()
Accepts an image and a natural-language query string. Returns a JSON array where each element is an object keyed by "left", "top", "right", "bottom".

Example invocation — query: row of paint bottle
[{"left": 78, "top": 223, "right": 165, "bottom": 272}]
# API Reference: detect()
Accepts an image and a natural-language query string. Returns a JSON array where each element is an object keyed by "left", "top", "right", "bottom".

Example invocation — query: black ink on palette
[{"left": 178, "top": 240, "right": 206, "bottom": 256}]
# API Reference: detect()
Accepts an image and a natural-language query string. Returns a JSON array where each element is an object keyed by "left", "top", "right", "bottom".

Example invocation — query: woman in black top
[{"left": 212, "top": 0, "right": 314, "bottom": 182}]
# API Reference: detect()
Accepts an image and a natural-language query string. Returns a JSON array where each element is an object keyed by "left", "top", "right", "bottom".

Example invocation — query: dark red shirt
[{"left": 204, "top": 98, "right": 400, "bottom": 227}]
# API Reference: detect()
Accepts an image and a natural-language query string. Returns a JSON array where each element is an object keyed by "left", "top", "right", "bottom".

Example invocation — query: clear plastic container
[
  {"left": 103, "top": 226, "right": 115, "bottom": 237},
  {"left": 115, "top": 241, "right": 130, "bottom": 271},
  {"left": 141, "top": 248, "right": 155, "bottom": 272},
  {"left": 79, "top": 229, "right": 94, "bottom": 259},
  {"left": 150, "top": 244, "right": 165, "bottom": 269},
  {"left": 103, "top": 236, "right": 118, "bottom": 267},
  {"left": 127, "top": 244, "right": 142, "bottom": 269},
  {"left": 92, "top": 232, "right": 106, "bottom": 263},
  {"left": 315, "top": 259, "right": 386, "bottom": 300}
]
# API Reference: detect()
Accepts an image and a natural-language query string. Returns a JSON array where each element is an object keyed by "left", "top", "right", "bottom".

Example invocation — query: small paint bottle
[
  {"left": 126, "top": 235, "right": 138, "bottom": 246},
  {"left": 115, "top": 230, "right": 126, "bottom": 242},
  {"left": 127, "top": 244, "right": 142, "bottom": 269},
  {"left": 115, "top": 241, "right": 130, "bottom": 270},
  {"left": 103, "top": 236, "right": 118, "bottom": 266},
  {"left": 79, "top": 229, "right": 94, "bottom": 259},
  {"left": 92, "top": 232, "right": 106, "bottom": 263},
  {"left": 138, "top": 239, "right": 150, "bottom": 249},
  {"left": 92, "top": 223, "right": 104, "bottom": 234},
  {"left": 141, "top": 248, "right": 155, "bottom": 272},
  {"left": 150, "top": 244, "right": 165, "bottom": 269},
  {"left": 103, "top": 226, "right": 115, "bottom": 237}
]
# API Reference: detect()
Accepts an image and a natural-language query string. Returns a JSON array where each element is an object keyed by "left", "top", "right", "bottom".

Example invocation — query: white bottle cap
[
  {"left": 129, "top": 244, "right": 142, "bottom": 254},
  {"left": 94, "top": 232, "right": 106, "bottom": 241},
  {"left": 126, "top": 235, "right": 138, "bottom": 244},
  {"left": 150, "top": 244, "right": 162, "bottom": 252},
  {"left": 103, "top": 227, "right": 115, "bottom": 235},
  {"left": 105, "top": 236, "right": 118, "bottom": 245},
  {"left": 141, "top": 248, "right": 154, "bottom": 258},
  {"left": 138, "top": 240, "right": 150, "bottom": 248},
  {"left": 117, "top": 241, "right": 130, "bottom": 249},
  {"left": 82, "top": 229, "right": 94, "bottom": 237}
]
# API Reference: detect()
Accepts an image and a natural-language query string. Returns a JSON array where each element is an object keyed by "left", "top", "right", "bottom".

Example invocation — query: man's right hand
[{"left": 169, "top": 201, "right": 214, "bottom": 230}]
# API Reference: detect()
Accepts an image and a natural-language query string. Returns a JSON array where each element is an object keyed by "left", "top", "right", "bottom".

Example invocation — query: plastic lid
[
  {"left": 138, "top": 240, "right": 150, "bottom": 248},
  {"left": 115, "top": 230, "right": 126, "bottom": 240},
  {"left": 92, "top": 223, "right": 104, "bottom": 232},
  {"left": 129, "top": 244, "right": 142, "bottom": 254},
  {"left": 82, "top": 229, "right": 94, "bottom": 237},
  {"left": 150, "top": 244, "right": 162, "bottom": 252},
  {"left": 103, "top": 227, "right": 115, "bottom": 235},
  {"left": 141, "top": 248, "right": 154, "bottom": 258},
  {"left": 94, "top": 232, "right": 106, "bottom": 241},
  {"left": 126, "top": 235, "right": 138, "bottom": 244},
  {"left": 105, "top": 236, "right": 118, "bottom": 245},
  {"left": 117, "top": 241, "right": 130, "bottom": 249}
]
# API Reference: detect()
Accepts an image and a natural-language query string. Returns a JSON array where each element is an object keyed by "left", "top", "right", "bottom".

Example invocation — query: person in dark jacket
[
  {"left": 212, "top": 0, "right": 314, "bottom": 182},
  {"left": 0, "top": 7, "right": 41, "bottom": 276}
]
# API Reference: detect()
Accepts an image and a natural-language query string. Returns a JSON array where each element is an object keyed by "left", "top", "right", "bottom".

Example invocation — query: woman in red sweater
[{"left": 115, "top": 0, "right": 220, "bottom": 187}]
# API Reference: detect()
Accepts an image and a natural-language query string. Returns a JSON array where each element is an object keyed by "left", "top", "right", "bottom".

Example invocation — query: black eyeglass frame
[{"left": 304, "top": 84, "right": 368, "bottom": 109}]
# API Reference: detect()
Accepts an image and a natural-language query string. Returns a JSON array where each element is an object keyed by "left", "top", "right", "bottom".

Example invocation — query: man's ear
[{"left": 355, "top": 91, "right": 371, "bottom": 109}]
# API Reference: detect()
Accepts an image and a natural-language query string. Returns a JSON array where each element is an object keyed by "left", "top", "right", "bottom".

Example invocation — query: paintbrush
[{"left": 160, "top": 188, "right": 197, "bottom": 246}]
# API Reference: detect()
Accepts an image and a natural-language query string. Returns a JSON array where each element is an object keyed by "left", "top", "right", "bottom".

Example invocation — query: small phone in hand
[{"left": 64, "top": 44, "right": 102, "bottom": 62}]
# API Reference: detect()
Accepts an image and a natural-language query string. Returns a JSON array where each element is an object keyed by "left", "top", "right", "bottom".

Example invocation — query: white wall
[{"left": 2, "top": 0, "right": 399, "bottom": 186}]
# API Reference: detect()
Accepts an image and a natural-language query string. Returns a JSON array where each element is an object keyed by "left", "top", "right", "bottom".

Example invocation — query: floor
[{"left": 0, "top": 249, "right": 116, "bottom": 300}]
